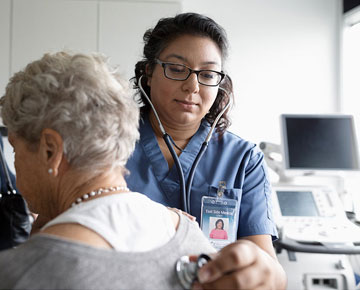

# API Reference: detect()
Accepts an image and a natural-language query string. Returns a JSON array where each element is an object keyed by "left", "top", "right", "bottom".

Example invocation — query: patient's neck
[{"left": 53, "top": 169, "right": 128, "bottom": 218}]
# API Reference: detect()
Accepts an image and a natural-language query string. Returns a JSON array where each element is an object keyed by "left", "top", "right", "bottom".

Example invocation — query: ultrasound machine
[{"left": 261, "top": 114, "right": 360, "bottom": 290}]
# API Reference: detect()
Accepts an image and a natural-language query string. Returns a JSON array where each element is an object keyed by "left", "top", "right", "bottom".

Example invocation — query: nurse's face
[{"left": 147, "top": 34, "right": 222, "bottom": 128}]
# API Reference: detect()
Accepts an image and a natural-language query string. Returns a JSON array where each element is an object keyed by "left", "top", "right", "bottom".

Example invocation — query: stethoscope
[{"left": 138, "top": 75, "right": 232, "bottom": 214}]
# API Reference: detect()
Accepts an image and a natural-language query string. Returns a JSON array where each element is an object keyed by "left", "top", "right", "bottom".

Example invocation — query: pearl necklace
[{"left": 71, "top": 185, "right": 130, "bottom": 207}]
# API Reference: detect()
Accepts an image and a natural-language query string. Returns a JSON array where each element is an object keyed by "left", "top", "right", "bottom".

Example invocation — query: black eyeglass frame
[{"left": 155, "top": 59, "right": 226, "bottom": 87}]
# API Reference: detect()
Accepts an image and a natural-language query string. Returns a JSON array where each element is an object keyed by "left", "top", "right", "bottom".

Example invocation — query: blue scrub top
[
  {"left": 125, "top": 115, "right": 278, "bottom": 240},
  {"left": 0, "top": 135, "right": 17, "bottom": 194}
]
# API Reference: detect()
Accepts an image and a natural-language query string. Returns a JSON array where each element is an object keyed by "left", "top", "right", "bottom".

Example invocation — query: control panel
[{"left": 272, "top": 185, "right": 360, "bottom": 245}]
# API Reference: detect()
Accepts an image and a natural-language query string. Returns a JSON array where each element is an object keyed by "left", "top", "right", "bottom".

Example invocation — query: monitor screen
[
  {"left": 276, "top": 190, "right": 319, "bottom": 216},
  {"left": 281, "top": 115, "right": 360, "bottom": 171}
]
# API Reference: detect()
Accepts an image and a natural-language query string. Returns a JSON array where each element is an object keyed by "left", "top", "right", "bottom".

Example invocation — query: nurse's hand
[
  {"left": 193, "top": 238, "right": 287, "bottom": 290},
  {"left": 167, "top": 207, "right": 196, "bottom": 222}
]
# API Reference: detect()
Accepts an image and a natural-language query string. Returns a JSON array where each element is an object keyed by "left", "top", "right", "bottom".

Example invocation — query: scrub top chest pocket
[{"left": 200, "top": 186, "right": 240, "bottom": 251}]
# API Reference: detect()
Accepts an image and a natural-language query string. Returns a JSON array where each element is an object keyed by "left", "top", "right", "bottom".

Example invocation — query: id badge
[{"left": 200, "top": 196, "right": 239, "bottom": 251}]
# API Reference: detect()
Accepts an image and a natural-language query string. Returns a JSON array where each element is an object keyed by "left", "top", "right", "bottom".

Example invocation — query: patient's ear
[{"left": 39, "top": 128, "right": 64, "bottom": 176}]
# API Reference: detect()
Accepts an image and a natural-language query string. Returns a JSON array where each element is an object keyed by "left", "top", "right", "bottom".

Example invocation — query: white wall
[
  {"left": 2, "top": 0, "right": 182, "bottom": 84},
  {"left": 11, "top": 0, "right": 98, "bottom": 74},
  {"left": 0, "top": 0, "right": 11, "bottom": 94},
  {"left": 342, "top": 7, "right": 360, "bottom": 117},
  {"left": 183, "top": 0, "right": 342, "bottom": 145},
  {"left": 99, "top": 1, "right": 181, "bottom": 80}
]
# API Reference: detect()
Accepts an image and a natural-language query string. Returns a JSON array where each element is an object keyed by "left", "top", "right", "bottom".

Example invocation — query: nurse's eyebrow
[{"left": 163, "top": 54, "right": 220, "bottom": 66}]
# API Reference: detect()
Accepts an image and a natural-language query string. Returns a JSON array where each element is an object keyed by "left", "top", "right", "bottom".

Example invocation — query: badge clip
[{"left": 217, "top": 181, "right": 226, "bottom": 198}]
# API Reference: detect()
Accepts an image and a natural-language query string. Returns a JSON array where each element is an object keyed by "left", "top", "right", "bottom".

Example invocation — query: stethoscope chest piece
[{"left": 175, "top": 254, "right": 211, "bottom": 289}]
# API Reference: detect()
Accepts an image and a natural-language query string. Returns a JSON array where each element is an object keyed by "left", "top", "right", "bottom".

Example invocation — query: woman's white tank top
[{"left": 42, "top": 192, "right": 176, "bottom": 252}]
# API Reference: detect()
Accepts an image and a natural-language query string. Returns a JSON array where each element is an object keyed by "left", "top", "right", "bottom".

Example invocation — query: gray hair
[{"left": 0, "top": 52, "right": 140, "bottom": 174}]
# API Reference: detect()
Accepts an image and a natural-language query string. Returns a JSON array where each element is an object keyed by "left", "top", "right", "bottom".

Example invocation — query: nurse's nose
[{"left": 182, "top": 72, "right": 200, "bottom": 94}]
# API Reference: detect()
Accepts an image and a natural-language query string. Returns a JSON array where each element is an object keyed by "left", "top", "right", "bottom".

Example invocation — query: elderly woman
[{"left": 0, "top": 52, "right": 215, "bottom": 289}]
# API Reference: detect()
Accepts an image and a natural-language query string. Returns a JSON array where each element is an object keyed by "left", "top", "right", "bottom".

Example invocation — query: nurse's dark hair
[
  {"left": 215, "top": 219, "right": 224, "bottom": 230},
  {"left": 132, "top": 12, "right": 233, "bottom": 136}
]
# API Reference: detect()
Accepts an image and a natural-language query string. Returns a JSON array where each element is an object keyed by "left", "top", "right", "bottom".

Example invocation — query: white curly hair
[{"left": 0, "top": 51, "right": 140, "bottom": 174}]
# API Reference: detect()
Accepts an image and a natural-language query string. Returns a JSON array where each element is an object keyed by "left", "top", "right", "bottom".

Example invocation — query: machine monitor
[
  {"left": 281, "top": 114, "right": 360, "bottom": 171},
  {"left": 276, "top": 190, "right": 319, "bottom": 217}
]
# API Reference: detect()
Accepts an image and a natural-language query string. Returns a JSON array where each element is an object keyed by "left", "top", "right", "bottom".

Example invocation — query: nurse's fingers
[
  {"left": 197, "top": 240, "right": 257, "bottom": 283},
  {"left": 167, "top": 207, "right": 196, "bottom": 221},
  {"left": 194, "top": 264, "right": 264, "bottom": 290}
]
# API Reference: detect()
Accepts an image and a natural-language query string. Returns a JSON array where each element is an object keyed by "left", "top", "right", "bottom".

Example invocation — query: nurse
[{"left": 126, "top": 12, "right": 286, "bottom": 289}]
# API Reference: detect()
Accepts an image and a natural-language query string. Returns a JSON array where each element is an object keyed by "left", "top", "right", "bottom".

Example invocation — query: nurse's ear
[{"left": 145, "top": 64, "right": 152, "bottom": 87}]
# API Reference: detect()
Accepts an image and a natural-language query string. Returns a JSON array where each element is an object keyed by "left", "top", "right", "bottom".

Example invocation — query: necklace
[{"left": 71, "top": 185, "right": 130, "bottom": 207}]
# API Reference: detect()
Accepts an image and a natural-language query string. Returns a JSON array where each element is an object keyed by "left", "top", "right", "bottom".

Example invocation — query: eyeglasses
[{"left": 155, "top": 59, "right": 225, "bottom": 87}]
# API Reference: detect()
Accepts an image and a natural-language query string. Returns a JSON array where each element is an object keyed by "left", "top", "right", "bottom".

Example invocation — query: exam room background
[{"left": 0, "top": 0, "right": 357, "bottom": 176}]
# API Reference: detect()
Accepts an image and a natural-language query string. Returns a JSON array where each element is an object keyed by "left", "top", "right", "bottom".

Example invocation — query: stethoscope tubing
[
  {"left": 138, "top": 75, "right": 231, "bottom": 214},
  {"left": 163, "top": 133, "right": 188, "bottom": 212}
]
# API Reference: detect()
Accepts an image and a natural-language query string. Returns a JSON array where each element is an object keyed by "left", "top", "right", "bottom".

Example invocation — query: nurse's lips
[{"left": 175, "top": 99, "right": 197, "bottom": 110}]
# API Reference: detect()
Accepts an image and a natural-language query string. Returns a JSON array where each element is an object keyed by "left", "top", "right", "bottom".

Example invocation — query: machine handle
[{"left": 274, "top": 237, "right": 360, "bottom": 254}]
